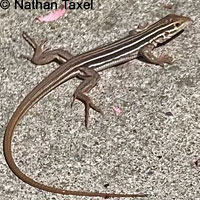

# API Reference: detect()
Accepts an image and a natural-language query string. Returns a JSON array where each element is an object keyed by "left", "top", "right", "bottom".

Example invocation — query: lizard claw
[
  {"left": 71, "top": 95, "right": 76, "bottom": 108},
  {"left": 39, "top": 39, "right": 51, "bottom": 52},
  {"left": 85, "top": 99, "right": 102, "bottom": 128},
  {"left": 71, "top": 92, "right": 102, "bottom": 128},
  {"left": 158, "top": 54, "right": 173, "bottom": 67}
]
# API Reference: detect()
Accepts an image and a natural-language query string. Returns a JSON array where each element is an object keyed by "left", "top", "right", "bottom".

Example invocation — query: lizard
[{"left": 4, "top": 14, "right": 191, "bottom": 198}]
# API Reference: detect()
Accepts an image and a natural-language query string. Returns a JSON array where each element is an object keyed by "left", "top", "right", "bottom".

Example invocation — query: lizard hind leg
[{"left": 72, "top": 67, "right": 103, "bottom": 127}]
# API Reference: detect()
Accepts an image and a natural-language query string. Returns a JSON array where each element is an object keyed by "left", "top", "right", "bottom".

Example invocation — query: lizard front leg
[
  {"left": 22, "top": 32, "right": 73, "bottom": 65},
  {"left": 72, "top": 67, "right": 103, "bottom": 127},
  {"left": 139, "top": 44, "right": 173, "bottom": 67},
  {"left": 129, "top": 22, "right": 149, "bottom": 36}
]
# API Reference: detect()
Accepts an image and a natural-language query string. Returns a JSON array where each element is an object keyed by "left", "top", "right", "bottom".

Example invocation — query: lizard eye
[{"left": 175, "top": 22, "right": 181, "bottom": 28}]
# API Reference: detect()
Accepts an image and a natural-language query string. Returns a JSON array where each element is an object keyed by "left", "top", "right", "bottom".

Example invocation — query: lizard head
[{"left": 161, "top": 14, "right": 192, "bottom": 40}]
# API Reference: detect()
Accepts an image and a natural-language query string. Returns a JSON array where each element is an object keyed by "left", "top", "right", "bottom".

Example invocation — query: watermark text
[{"left": 14, "top": 0, "right": 93, "bottom": 10}]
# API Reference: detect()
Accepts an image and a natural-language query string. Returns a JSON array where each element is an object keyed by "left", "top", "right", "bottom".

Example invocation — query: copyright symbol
[{"left": 0, "top": 0, "right": 10, "bottom": 9}]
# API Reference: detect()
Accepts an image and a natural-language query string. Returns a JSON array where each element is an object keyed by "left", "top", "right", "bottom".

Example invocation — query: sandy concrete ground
[{"left": 0, "top": 0, "right": 199, "bottom": 200}]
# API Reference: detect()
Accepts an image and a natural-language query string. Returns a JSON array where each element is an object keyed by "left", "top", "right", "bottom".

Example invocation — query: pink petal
[
  {"left": 36, "top": 5, "right": 67, "bottom": 22},
  {"left": 113, "top": 106, "right": 122, "bottom": 115}
]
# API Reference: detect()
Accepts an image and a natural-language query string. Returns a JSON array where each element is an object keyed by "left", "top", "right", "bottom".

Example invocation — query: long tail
[{"left": 4, "top": 63, "right": 147, "bottom": 198}]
